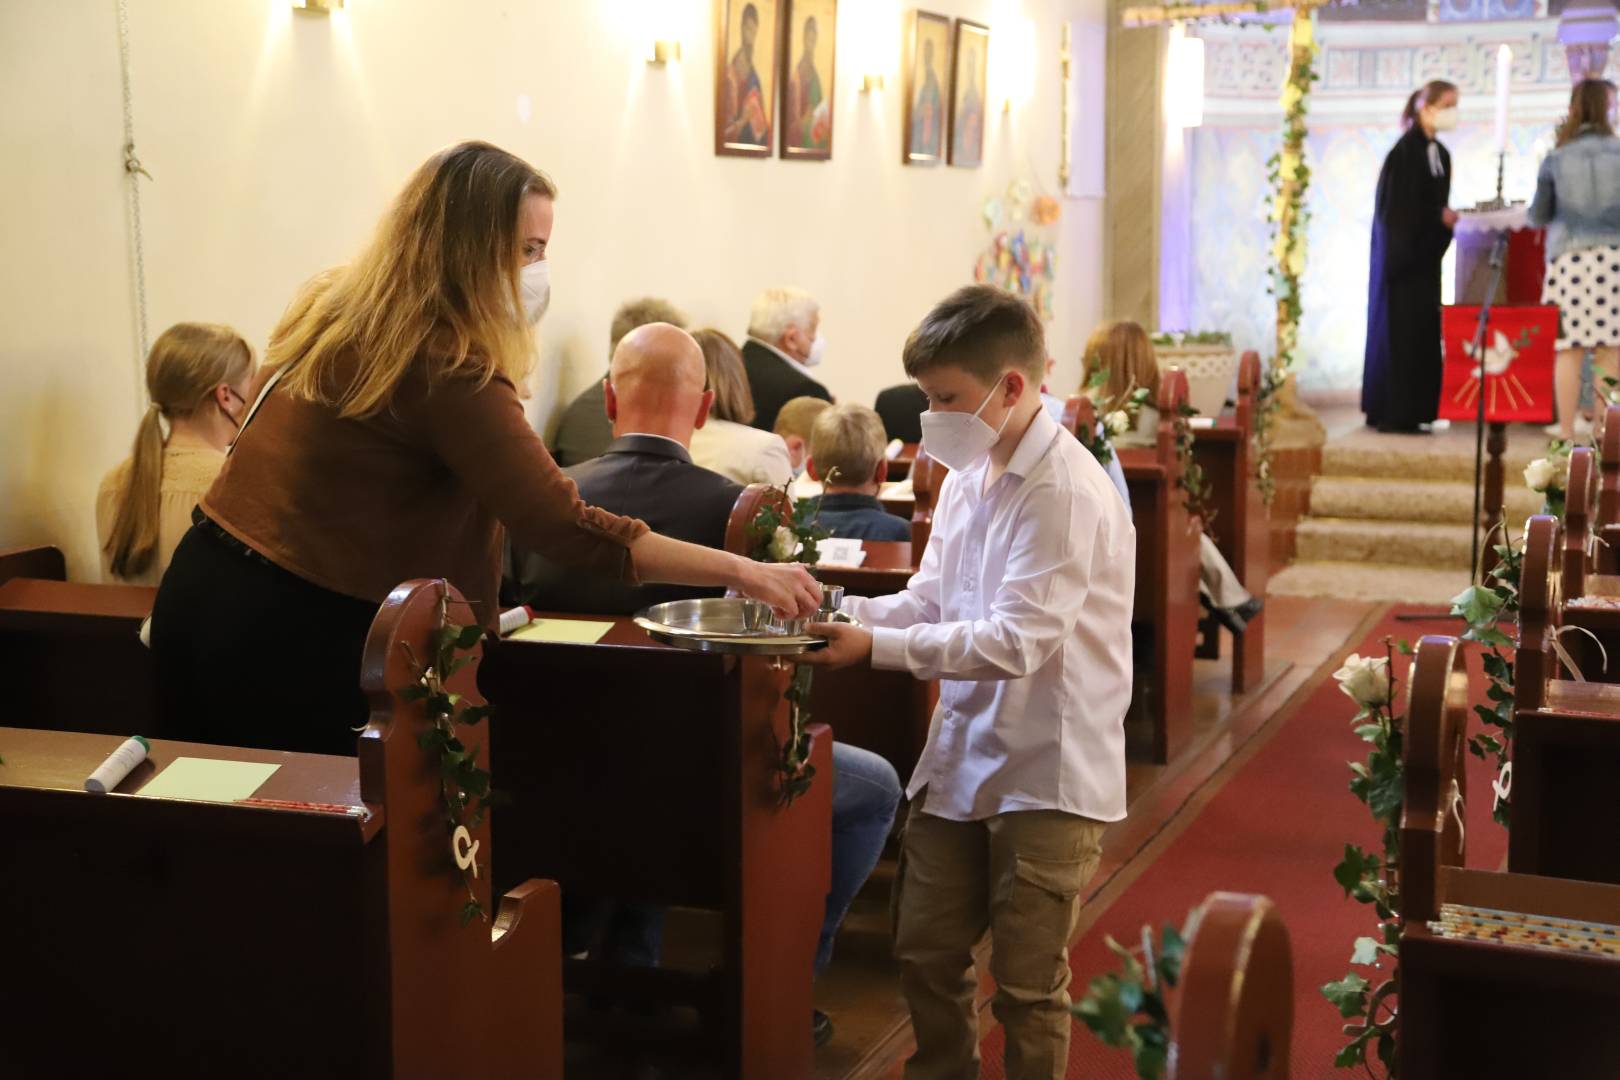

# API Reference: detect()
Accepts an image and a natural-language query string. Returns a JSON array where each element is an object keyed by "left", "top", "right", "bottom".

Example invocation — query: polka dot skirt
[{"left": 1543, "top": 245, "right": 1620, "bottom": 349}]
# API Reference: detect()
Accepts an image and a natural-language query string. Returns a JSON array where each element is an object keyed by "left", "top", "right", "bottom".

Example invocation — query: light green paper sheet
[
  {"left": 507, "top": 618, "right": 616, "bottom": 645},
  {"left": 137, "top": 757, "right": 281, "bottom": 803}
]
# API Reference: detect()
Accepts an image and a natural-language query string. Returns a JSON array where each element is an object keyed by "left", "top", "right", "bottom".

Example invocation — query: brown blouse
[{"left": 202, "top": 351, "right": 648, "bottom": 626}]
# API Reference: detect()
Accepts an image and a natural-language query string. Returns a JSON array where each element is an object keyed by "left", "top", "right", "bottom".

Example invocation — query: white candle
[{"left": 1495, "top": 44, "right": 1512, "bottom": 153}]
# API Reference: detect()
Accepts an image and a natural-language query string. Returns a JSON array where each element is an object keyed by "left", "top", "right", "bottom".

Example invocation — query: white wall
[{"left": 0, "top": 0, "right": 1105, "bottom": 579}]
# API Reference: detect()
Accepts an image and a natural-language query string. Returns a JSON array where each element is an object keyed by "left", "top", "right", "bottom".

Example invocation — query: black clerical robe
[{"left": 1362, "top": 124, "right": 1453, "bottom": 430}]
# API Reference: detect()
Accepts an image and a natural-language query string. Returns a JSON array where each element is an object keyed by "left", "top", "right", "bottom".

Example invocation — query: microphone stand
[{"left": 1468, "top": 230, "right": 1512, "bottom": 577}]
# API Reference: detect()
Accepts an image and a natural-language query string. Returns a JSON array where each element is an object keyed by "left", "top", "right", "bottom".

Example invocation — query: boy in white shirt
[{"left": 806, "top": 285, "right": 1134, "bottom": 1079}]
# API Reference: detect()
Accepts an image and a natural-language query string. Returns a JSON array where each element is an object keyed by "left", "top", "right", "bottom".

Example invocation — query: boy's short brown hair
[
  {"left": 773, "top": 395, "right": 833, "bottom": 442},
  {"left": 810, "top": 404, "right": 888, "bottom": 487},
  {"left": 902, "top": 285, "right": 1046, "bottom": 387}
]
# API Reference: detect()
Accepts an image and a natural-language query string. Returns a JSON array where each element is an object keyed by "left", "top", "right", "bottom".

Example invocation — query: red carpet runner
[{"left": 979, "top": 605, "right": 1510, "bottom": 1078}]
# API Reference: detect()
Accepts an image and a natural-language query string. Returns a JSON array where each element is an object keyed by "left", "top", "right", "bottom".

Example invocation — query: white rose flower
[
  {"left": 768, "top": 525, "right": 799, "bottom": 563},
  {"left": 1333, "top": 653, "right": 1391, "bottom": 710},
  {"left": 1105, "top": 410, "right": 1131, "bottom": 437},
  {"left": 1523, "top": 457, "right": 1558, "bottom": 493}
]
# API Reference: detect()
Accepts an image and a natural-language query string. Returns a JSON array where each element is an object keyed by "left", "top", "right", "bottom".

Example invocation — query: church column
[{"left": 1104, "top": 6, "right": 1168, "bottom": 328}]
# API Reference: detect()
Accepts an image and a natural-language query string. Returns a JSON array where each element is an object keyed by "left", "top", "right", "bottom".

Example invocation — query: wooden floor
[{"left": 815, "top": 594, "right": 1381, "bottom": 1080}]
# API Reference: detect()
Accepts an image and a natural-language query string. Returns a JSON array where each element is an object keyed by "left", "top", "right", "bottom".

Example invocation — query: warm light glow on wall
[
  {"left": 991, "top": 15, "right": 1038, "bottom": 113},
  {"left": 290, "top": 0, "right": 342, "bottom": 12},
  {"left": 846, "top": 0, "right": 901, "bottom": 99},
  {"left": 1165, "top": 25, "right": 1205, "bottom": 129}
]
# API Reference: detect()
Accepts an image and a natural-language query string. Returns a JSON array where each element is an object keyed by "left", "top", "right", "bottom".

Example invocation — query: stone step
[
  {"left": 1309, "top": 475, "right": 1546, "bottom": 526},
  {"left": 1294, "top": 517, "right": 1477, "bottom": 570},
  {"left": 1321, "top": 443, "right": 1544, "bottom": 483},
  {"left": 1269, "top": 560, "right": 1473, "bottom": 607}
]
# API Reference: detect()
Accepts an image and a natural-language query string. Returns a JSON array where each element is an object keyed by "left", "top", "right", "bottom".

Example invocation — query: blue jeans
[{"left": 818, "top": 742, "right": 902, "bottom": 977}]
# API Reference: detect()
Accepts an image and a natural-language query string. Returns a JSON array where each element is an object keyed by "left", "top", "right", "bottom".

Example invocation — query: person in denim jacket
[{"left": 1529, "top": 78, "right": 1620, "bottom": 440}]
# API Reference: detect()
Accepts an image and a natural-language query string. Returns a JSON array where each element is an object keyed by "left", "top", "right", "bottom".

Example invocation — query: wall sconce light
[
  {"left": 862, "top": 74, "right": 885, "bottom": 93},
  {"left": 291, "top": 0, "right": 342, "bottom": 12},
  {"left": 650, "top": 40, "right": 682, "bottom": 65}
]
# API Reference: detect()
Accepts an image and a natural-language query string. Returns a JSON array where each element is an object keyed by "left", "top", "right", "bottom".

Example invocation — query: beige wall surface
[{"left": 0, "top": 0, "right": 1104, "bottom": 579}]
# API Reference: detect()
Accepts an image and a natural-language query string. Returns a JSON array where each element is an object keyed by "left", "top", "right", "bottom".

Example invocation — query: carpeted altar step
[
  {"left": 1308, "top": 475, "right": 1542, "bottom": 526},
  {"left": 1268, "top": 561, "right": 1470, "bottom": 606},
  {"left": 1272, "top": 423, "right": 1555, "bottom": 602},
  {"left": 1294, "top": 517, "right": 1475, "bottom": 568}
]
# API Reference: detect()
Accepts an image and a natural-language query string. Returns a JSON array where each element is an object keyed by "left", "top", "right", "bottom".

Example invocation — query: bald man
[{"left": 505, "top": 323, "right": 742, "bottom": 615}]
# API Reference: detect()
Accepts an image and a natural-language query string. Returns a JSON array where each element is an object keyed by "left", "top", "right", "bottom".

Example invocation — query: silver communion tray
[{"left": 633, "top": 597, "right": 830, "bottom": 656}]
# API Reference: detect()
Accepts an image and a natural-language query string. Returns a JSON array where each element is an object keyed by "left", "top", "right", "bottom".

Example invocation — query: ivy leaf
[
  {"left": 458, "top": 899, "right": 484, "bottom": 927},
  {"left": 1393, "top": 639, "right": 1415, "bottom": 656},
  {"left": 1333, "top": 844, "right": 1375, "bottom": 896},
  {"left": 454, "top": 624, "right": 483, "bottom": 650},
  {"left": 1074, "top": 975, "right": 1135, "bottom": 1044},
  {"left": 1321, "top": 972, "right": 1370, "bottom": 1018},
  {"left": 1450, "top": 585, "right": 1505, "bottom": 627},
  {"left": 1352, "top": 723, "right": 1383, "bottom": 742},
  {"left": 1134, "top": 1035, "right": 1169, "bottom": 1080},
  {"left": 1350, "top": 936, "right": 1383, "bottom": 965},
  {"left": 1334, "top": 1041, "right": 1368, "bottom": 1069},
  {"left": 458, "top": 703, "right": 495, "bottom": 726},
  {"left": 1156, "top": 924, "right": 1186, "bottom": 988}
]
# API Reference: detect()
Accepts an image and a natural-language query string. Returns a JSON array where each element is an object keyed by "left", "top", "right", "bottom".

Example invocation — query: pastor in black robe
[{"left": 1362, "top": 124, "right": 1453, "bottom": 431}]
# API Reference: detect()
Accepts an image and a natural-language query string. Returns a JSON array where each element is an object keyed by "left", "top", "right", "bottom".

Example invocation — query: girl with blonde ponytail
[{"left": 95, "top": 323, "right": 254, "bottom": 583}]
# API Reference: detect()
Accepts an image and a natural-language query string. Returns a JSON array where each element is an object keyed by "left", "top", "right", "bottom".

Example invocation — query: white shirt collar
[{"left": 747, "top": 336, "right": 818, "bottom": 381}]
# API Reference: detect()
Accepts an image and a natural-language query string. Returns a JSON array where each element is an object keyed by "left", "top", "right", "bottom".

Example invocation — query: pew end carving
[
  {"left": 910, "top": 448, "right": 944, "bottom": 553},
  {"left": 1117, "top": 367, "right": 1200, "bottom": 763},
  {"left": 1172, "top": 891, "right": 1293, "bottom": 1079}
]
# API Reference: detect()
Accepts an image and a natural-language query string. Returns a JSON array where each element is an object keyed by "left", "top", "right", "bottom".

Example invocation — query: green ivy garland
[
  {"left": 748, "top": 490, "right": 833, "bottom": 807},
  {"left": 1257, "top": 11, "right": 1319, "bottom": 505},
  {"left": 397, "top": 607, "right": 497, "bottom": 928}
]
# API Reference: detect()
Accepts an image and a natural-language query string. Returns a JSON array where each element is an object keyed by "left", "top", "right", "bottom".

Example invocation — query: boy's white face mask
[{"left": 919, "top": 376, "right": 1012, "bottom": 472}]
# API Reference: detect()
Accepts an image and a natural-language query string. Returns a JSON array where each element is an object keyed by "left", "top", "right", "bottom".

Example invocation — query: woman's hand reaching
[{"left": 734, "top": 557, "right": 822, "bottom": 619}]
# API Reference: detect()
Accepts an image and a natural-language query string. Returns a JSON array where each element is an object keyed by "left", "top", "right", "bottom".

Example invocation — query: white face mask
[
  {"left": 1430, "top": 106, "right": 1459, "bottom": 133},
  {"left": 805, "top": 332, "right": 827, "bottom": 367},
  {"left": 520, "top": 259, "right": 550, "bottom": 325},
  {"left": 918, "top": 376, "right": 1013, "bottom": 472}
]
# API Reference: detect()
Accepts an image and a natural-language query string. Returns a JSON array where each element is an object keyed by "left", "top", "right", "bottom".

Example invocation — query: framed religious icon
[
  {"left": 948, "top": 19, "right": 989, "bottom": 168},
  {"left": 780, "top": 0, "right": 835, "bottom": 160},
  {"left": 903, "top": 11, "right": 951, "bottom": 166},
  {"left": 715, "top": 0, "right": 780, "bottom": 157}
]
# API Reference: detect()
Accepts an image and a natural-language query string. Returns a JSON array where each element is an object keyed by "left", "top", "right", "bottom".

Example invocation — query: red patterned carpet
[{"left": 977, "top": 605, "right": 1511, "bottom": 1078}]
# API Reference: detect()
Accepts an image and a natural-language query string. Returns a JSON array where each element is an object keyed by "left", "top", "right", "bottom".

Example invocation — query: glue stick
[
  {"left": 498, "top": 606, "right": 534, "bottom": 636},
  {"left": 84, "top": 735, "right": 150, "bottom": 794}
]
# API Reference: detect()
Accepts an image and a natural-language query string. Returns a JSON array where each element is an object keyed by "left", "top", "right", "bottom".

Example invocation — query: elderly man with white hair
[{"left": 742, "top": 285, "right": 833, "bottom": 432}]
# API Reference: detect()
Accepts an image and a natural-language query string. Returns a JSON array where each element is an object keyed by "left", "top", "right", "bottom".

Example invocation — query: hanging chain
[{"left": 116, "top": 0, "right": 152, "bottom": 377}]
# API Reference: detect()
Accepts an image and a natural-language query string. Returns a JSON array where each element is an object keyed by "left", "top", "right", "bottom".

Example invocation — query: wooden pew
[
  {"left": 886, "top": 440, "right": 919, "bottom": 481},
  {"left": 0, "top": 576, "right": 157, "bottom": 736},
  {"left": 813, "top": 539, "right": 913, "bottom": 598},
  {"left": 1560, "top": 446, "right": 1600, "bottom": 605},
  {"left": 1172, "top": 892, "right": 1293, "bottom": 1079},
  {"left": 1116, "top": 369, "right": 1201, "bottom": 764},
  {"left": 909, "top": 447, "right": 944, "bottom": 552},
  {"left": 1190, "top": 350, "right": 1269, "bottom": 694},
  {"left": 0, "top": 543, "right": 66, "bottom": 584},
  {"left": 1599, "top": 403, "right": 1620, "bottom": 574},
  {"left": 1511, "top": 513, "right": 1620, "bottom": 886},
  {"left": 1399, "top": 633, "right": 1620, "bottom": 1079},
  {"left": 480, "top": 487, "right": 834, "bottom": 1079},
  {"left": 0, "top": 577, "right": 562, "bottom": 1078}
]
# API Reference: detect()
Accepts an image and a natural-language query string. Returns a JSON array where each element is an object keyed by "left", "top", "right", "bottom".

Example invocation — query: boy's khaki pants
[{"left": 894, "top": 794, "right": 1105, "bottom": 1080}]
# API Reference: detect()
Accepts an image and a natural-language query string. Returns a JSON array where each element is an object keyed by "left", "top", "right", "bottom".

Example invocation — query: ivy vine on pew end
[
  {"left": 748, "top": 487, "right": 834, "bottom": 808},
  {"left": 1072, "top": 922, "right": 1187, "bottom": 1080},
  {"left": 1323, "top": 534, "right": 1522, "bottom": 1073},
  {"left": 396, "top": 609, "right": 497, "bottom": 928}
]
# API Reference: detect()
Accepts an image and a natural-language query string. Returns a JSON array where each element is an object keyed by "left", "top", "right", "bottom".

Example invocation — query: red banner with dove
[{"left": 1438, "top": 304, "right": 1558, "bottom": 424}]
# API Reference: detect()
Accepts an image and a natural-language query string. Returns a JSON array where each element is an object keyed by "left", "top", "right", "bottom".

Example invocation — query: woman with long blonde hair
[
  {"left": 151, "top": 141, "right": 818, "bottom": 755},
  {"left": 96, "top": 323, "right": 253, "bottom": 584},
  {"left": 1529, "top": 78, "right": 1620, "bottom": 440}
]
